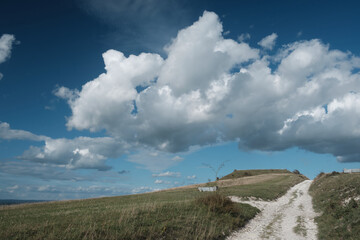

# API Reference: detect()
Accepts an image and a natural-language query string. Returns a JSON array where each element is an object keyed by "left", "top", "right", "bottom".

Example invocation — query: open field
[
  {"left": 309, "top": 172, "right": 360, "bottom": 239},
  {"left": 0, "top": 171, "right": 305, "bottom": 240}
]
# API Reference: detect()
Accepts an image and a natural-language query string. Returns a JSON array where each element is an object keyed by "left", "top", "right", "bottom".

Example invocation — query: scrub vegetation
[
  {"left": 309, "top": 172, "right": 360, "bottom": 240},
  {"left": 0, "top": 170, "right": 305, "bottom": 240}
]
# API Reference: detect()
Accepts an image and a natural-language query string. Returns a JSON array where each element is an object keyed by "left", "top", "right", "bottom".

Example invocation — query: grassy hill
[
  {"left": 220, "top": 169, "right": 291, "bottom": 180},
  {"left": 309, "top": 172, "right": 360, "bottom": 240},
  {"left": 0, "top": 170, "right": 305, "bottom": 240}
]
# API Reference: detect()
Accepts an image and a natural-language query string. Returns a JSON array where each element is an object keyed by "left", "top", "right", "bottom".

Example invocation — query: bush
[
  {"left": 196, "top": 193, "right": 238, "bottom": 216},
  {"left": 292, "top": 169, "right": 300, "bottom": 174},
  {"left": 329, "top": 171, "right": 340, "bottom": 177}
]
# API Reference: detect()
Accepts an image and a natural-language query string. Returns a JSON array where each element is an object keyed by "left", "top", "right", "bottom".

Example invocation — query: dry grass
[{"left": 0, "top": 170, "right": 305, "bottom": 239}]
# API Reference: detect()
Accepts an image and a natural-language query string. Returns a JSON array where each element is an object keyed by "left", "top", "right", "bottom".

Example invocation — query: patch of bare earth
[{"left": 227, "top": 180, "right": 318, "bottom": 240}]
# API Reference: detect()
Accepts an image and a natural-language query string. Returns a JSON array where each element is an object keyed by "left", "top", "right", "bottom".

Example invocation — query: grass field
[
  {"left": 220, "top": 169, "right": 291, "bottom": 180},
  {"left": 309, "top": 172, "right": 360, "bottom": 240},
  {"left": 0, "top": 170, "right": 305, "bottom": 240}
]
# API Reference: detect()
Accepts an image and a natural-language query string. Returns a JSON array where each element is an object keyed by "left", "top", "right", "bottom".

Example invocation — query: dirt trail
[{"left": 227, "top": 180, "right": 318, "bottom": 240}]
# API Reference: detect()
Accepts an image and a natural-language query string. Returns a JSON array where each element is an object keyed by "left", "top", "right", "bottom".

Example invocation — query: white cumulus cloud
[{"left": 46, "top": 11, "right": 360, "bottom": 164}]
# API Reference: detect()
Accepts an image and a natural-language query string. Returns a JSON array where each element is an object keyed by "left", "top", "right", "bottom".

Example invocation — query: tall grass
[{"left": 0, "top": 172, "right": 305, "bottom": 239}]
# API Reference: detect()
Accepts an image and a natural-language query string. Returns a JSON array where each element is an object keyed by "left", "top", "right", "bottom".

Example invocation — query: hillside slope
[
  {"left": 0, "top": 170, "right": 305, "bottom": 240},
  {"left": 309, "top": 172, "right": 360, "bottom": 239}
]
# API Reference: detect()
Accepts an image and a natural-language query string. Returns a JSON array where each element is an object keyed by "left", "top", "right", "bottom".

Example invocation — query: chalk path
[{"left": 227, "top": 180, "right": 318, "bottom": 240}]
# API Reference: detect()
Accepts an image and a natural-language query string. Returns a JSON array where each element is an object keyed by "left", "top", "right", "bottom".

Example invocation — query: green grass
[
  {"left": 293, "top": 216, "right": 307, "bottom": 237},
  {"left": 309, "top": 172, "right": 360, "bottom": 240},
  {"left": 221, "top": 169, "right": 291, "bottom": 180},
  {"left": 219, "top": 174, "right": 307, "bottom": 200},
  {"left": 0, "top": 171, "right": 305, "bottom": 240}
]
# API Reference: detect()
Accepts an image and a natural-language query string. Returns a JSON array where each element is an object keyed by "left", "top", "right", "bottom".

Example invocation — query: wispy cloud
[
  {"left": 0, "top": 122, "right": 47, "bottom": 141},
  {"left": 154, "top": 179, "right": 171, "bottom": 184},
  {"left": 238, "top": 33, "right": 251, "bottom": 42},
  {"left": 152, "top": 171, "right": 181, "bottom": 178}
]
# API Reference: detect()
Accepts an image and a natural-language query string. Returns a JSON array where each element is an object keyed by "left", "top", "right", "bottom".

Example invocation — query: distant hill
[
  {"left": 221, "top": 169, "right": 291, "bottom": 180},
  {"left": 0, "top": 199, "right": 49, "bottom": 206}
]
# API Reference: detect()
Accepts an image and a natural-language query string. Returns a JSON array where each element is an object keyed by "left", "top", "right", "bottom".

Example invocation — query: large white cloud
[{"left": 54, "top": 11, "right": 360, "bottom": 163}]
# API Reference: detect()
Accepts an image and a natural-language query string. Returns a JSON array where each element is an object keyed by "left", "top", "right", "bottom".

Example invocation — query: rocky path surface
[{"left": 227, "top": 180, "right": 318, "bottom": 240}]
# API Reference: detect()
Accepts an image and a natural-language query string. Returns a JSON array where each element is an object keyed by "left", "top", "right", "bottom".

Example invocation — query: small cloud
[
  {"left": 37, "top": 185, "right": 50, "bottom": 192},
  {"left": 0, "top": 34, "right": 17, "bottom": 80},
  {"left": 258, "top": 33, "right": 278, "bottom": 50},
  {"left": 118, "top": 170, "right": 130, "bottom": 174},
  {"left": 131, "top": 186, "right": 152, "bottom": 194},
  {"left": 238, "top": 33, "right": 251, "bottom": 42},
  {"left": 223, "top": 30, "right": 230, "bottom": 36},
  {"left": 172, "top": 156, "right": 183, "bottom": 161},
  {"left": 297, "top": 31, "right": 303, "bottom": 37},
  {"left": 149, "top": 152, "right": 159, "bottom": 157},
  {"left": 154, "top": 179, "right": 170, "bottom": 184},
  {"left": 44, "top": 105, "right": 55, "bottom": 111},
  {"left": 53, "top": 86, "right": 79, "bottom": 102},
  {"left": 0, "top": 34, "right": 16, "bottom": 64},
  {"left": 152, "top": 171, "right": 181, "bottom": 177},
  {"left": 7, "top": 185, "right": 19, "bottom": 193},
  {"left": 186, "top": 175, "right": 196, "bottom": 180}
]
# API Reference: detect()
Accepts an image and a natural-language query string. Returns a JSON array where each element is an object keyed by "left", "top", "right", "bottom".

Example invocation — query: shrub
[
  {"left": 292, "top": 169, "right": 300, "bottom": 174},
  {"left": 196, "top": 193, "right": 238, "bottom": 216}
]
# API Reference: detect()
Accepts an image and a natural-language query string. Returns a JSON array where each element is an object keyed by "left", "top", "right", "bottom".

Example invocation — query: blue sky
[{"left": 1, "top": 0, "right": 360, "bottom": 200}]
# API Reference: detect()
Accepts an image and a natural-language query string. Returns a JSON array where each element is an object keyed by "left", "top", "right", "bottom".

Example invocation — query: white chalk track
[{"left": 227, "top": 180, "right": 318, "bottom": 240}]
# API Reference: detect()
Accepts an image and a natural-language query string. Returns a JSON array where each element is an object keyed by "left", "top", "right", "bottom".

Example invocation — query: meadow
[{"left": 0, "top": 170, "right": 305, "bottom": 240}]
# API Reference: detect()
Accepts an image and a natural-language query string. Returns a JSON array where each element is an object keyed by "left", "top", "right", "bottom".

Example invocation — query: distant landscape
[{"left": 0, "top": 199, "right": 50, "bottom": 206}]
